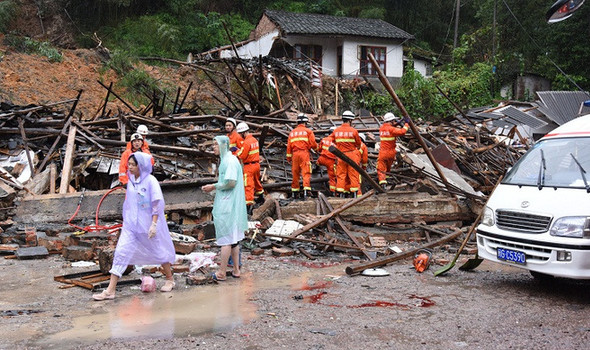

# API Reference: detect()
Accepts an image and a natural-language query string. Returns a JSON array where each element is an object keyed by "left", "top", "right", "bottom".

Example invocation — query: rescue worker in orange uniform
[
  {"left": 118, "top": 133, "right": 154, "bottom": 185},
  {"left": 377, "top": 112, "right": 409, "bottom": 188},
  {"left": 225, "top": 117, "right": 243, "bottom": 156},
  {"left": 317, "top": 126, "right": 337, "bottom": 196},
  {"left": 330, "top": 110, "right": 362, "bottom": 198},
  {"left": 236, "top": 122, "right": 264, "bottom": 213},
  {"left": 287, "top": 113, "right": 318, "bottom": 199},
  {"left": 357, "top": 133, "right": 369, "bottom": 195},
  {"left": 345, "top": 133, "right": 369, "bottom": 195}
]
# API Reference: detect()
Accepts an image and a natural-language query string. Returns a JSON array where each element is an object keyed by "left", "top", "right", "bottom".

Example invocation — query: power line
[{"left": 501, "top": 0, "right": 587, "bottom": 94}]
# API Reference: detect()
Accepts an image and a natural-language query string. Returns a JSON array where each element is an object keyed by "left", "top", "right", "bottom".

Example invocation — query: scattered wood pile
[{"left": 0, "top": 57, "right": 530, "bottom": 273}]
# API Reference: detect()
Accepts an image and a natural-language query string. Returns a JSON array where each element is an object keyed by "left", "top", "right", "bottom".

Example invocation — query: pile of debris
[{"left": 0, "top": 56, "right": 533, "bottom": 283}]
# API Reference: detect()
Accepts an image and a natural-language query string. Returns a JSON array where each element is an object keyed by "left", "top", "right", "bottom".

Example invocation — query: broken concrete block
[
  {"left": 251, "top": 248, "right": 265, "bottom": 256},
  {"left": 16, "top": 246, "right": 49, "bottom": 259},
  {"left": 272, "top": 247, "right": 294, "bottom": 257},
  {"left": 62, "top": 245, "right": 94, "bottom": 261},
  {"left": 173, "top": 241, "right": 197, "bottom": 255}
]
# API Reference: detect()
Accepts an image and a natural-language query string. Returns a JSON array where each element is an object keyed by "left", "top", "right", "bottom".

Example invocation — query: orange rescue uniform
[
  {"left": 330, "top": 123, "right": 361, "bottom": 194},
  {"left": 317, "top": 135, "right": 337, "bottom": 192},
  {"left": 287, "top": 124, "right": 317, "bottom": 192},
  {"left": 237, "top": 134, "right": 263, "bottom": 205},
  {"left": 118, "top": 141, "right": 153, "bottom": 185},
  {"left": 228, "top": 130, "right": 244, "bottom": 156},
  {"left": 377, "top": 122, "right": 408, "bottom": 184},
  {"left": 346, "top": 142, "right": 369, "bottom": 194}
]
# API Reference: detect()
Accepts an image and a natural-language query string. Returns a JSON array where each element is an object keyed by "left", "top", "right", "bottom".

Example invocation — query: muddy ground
[{"left": 1, "top": 246, "right": 589, "bottom": 350}]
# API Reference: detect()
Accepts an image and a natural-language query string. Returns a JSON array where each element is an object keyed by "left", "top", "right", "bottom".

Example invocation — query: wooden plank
[
  {"left": 49, "top": 163, "right": 56, "bottom": 194},
  {"left": 14, "top": 181, "right": 214, "bottom": 223},
  {"left": 318, "top": 193, "right": 373, "bottom": 260},
  {"left": 59, "top": 125, "right": 77, "bottom": 194}
]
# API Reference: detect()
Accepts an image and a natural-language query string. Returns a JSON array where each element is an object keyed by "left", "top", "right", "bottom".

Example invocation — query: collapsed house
[{"left": 0, "top": 54, "right": 543, "bottom": 288}]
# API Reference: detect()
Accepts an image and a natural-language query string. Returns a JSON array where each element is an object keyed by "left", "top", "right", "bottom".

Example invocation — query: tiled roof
[{"left": 264, "top": 10, "right": 414, "bottom": 40}]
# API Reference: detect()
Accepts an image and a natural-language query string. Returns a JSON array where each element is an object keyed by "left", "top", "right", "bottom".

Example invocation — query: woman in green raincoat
[{"left": 202, "top": 135, "right": 248, "bottom": 280}]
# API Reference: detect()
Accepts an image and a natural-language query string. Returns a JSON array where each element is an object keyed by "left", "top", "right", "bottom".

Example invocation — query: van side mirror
[{"left": 547, "top": 0, "right": 585, "bottom": 23}]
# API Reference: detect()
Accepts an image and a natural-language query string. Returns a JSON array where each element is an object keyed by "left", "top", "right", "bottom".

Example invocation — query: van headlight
[
  {"left": 481, "top": 207, "right": 495, "bottom": 226},
  {"left": 550, "top": 217, "right": 590, "bottom": 238}
]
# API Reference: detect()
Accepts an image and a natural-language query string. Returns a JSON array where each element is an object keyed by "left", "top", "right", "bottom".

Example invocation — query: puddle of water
[
  {"left": 37, "top": 276, "right": 258, "bottom": 348},
  {"left": 35, "top": 265, "right": 347, "bottom": 348}
]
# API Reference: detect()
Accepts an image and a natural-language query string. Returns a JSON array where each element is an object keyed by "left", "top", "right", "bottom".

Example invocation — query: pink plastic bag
[{"left": 140, "top": 275, "right": 156, "bottom": 293}]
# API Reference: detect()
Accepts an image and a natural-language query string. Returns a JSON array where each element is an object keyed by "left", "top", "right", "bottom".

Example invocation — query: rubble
[{"left": 0, "top": 55, "right": 536, "bottom": 286}]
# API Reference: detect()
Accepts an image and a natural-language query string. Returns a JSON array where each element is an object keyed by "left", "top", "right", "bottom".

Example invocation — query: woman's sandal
[
  {"left": 160, "top": 280, "right": 176, "bottom": 292},
  {"left": 92, "top": 290, "right": 115, "bottom": 301},
  {"left": 211, "top": 272, "right": 226, "bottom": 282},
  {"left": 227, "top": 271, "right": 241, "bottom": 279}
]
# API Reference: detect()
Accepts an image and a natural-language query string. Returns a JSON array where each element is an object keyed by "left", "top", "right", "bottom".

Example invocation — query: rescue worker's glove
[
  {"left": 148, "top": 222, "right": 157, "bottom": 239},
  {"left": 403, "top": 116, "right": 411, "bottom": 124},
  {"left": 230, "top": 146, "right": 238, "bottom": 153}
]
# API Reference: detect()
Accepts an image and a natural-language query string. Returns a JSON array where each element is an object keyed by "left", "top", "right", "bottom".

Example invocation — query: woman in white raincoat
[
  {"left": 202, "top": 135, "right": 248, "bottom": 281},
  {"left": 93, "top": 152, "right": 176, "bottom": 300}
]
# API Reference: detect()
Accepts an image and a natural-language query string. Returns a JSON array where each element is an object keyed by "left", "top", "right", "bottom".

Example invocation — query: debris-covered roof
[{"left": 264, "top": 10, "right": 414, "bottom": 40}]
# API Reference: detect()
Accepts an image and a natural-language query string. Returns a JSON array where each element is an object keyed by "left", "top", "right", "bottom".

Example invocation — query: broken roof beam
[{"left": 91, "top": 138, "right": 214, "bottom": 158}]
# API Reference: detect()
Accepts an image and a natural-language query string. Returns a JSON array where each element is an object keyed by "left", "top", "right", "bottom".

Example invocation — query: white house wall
[
  {"left": 222, "top": 33, "right": 405, "bottom": 79},
  {"left": 221, "top": 30, "right": 279, "bottom": 59},
  {"left": 341, "top": 38, "right": 404, "bottom": 78},
  {"left": 413, "top": 59, "right": 428, "bottom": 77},
  {"left": 280, "top": 35, "right": 339, "bottom": 76}
]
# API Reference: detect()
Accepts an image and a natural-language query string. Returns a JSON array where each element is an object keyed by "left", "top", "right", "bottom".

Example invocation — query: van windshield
[{"left": 504, "top": 137, "right": 590, "bottom": 189}]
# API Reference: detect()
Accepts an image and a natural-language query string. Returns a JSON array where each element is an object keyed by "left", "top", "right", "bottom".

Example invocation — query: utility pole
[
  {"left": 453, "top": 0, "right": 460, "bottom": 48},
  {"left": 492, "top": 0, "right": 497, "bottom": 97}
]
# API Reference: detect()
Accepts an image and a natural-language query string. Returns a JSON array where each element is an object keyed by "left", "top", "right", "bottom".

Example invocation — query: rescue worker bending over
[
  {"left": 118, "top": 133, "right": 154, "bottom": 185},
  {"left": 225, "top": 117, "right": 243, "bottom": 156},
  {"left": 377, "top": 112, "right": 409, "bottom": 189},
  {"left": 317, "top": 126, "right": 337, "bottom": 196},
  {"left": 236, "top": 122, "right": 264, "bottom": 213},
  {"left": 287, "top": 113, "right": 318, "bottom": 199},
  {"left": 330, "top": 110, "right": 362, "bottom": 198}
]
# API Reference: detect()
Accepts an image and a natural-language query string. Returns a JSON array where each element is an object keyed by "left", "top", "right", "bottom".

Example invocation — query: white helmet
[
  {"left": 342, "top": 110, "right": 355, "bottom": 120},
  {"left": 136, "top": 124, "right": 149, "bottom": 135},
  {"left": 359, "top": 133, "right": 366, "bottom": 142},
  {"left": 236, "top": 122, "right": 249, "bottom": 133},
  {"left": 130, "top": 133, "right": 143, "bottom": 141},
  {"left": 383, "top": 112, "right": 396, "bottom": 122},
  {"left": 297, "top": 113, "right": 309, "bottom": 123},
  {"left": 226, "top": 117, "right": 237, "bottom": 126}
]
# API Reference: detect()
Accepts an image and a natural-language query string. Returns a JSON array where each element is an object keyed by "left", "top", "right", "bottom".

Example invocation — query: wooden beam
[
  {"left": 49, "top": 163, "right": 56, "bottom": 194},
  {"left": 345, "top": 227, "right": 463, "bottom": 275},
  {"left": 368, "top": 53, "right": 455, "bottom": 197},
  {"left": 59, "top": 125, "right": 77, "bottom": 194},
  {"left": 318, "top": 193, "right": 373, "bottom": 260},
  {"left": 285, "top": 189, "right": 375, "bottom": 242},
  {"left": 37, "top": 90, "right": 82, "bottom": 172}
]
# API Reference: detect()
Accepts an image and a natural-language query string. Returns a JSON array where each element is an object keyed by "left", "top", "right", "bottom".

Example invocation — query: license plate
[{"left": 497, "top": 247, "right": 526, "bottom": 264}]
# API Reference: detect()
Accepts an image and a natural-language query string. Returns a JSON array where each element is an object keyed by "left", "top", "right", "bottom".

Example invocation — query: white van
[{"left": 477, "top": 114, "right": 590, "bottom": 279}]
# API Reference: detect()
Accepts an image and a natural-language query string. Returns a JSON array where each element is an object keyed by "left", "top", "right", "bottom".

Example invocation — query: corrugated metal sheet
[
  {"left": 501, "top": 106, "right": 548, "bottom": 129},
  {"left": 536, "top": 91, "right": 590, "bottom": 125}
]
